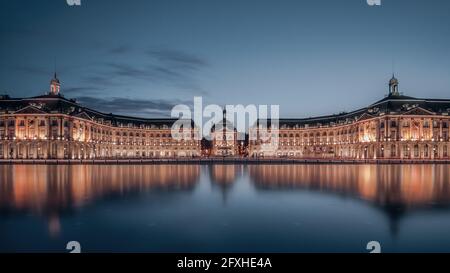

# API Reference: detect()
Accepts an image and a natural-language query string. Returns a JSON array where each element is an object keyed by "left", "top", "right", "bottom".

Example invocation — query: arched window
[
  {"left": 414, "top": 144, "right": 419, "bottom": 157},
  {"left": 403, "top": 145, "right": 410, "bottom": 158}
]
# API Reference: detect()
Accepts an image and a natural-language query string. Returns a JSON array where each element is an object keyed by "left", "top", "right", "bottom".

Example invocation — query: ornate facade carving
[
  {"left": 0, "top": 76, "right": 200, "bottom": 159},
  {"left": 249, "top": 76, "right": 450, "bottom": 160}
]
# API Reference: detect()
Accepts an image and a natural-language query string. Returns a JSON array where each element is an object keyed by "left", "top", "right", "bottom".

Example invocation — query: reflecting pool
[{"left": 1, "top": 164, "right": 450, "bottom": 252}]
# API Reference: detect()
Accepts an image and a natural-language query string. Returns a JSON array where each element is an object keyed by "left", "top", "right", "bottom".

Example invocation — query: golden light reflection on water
[
  {"left": 0, "top": 164, "right": 201, "bottom": 237},
  {"left": 249, "top": 164, "right": 450, "bottom": 208},
  {"left": 1, "top": 164, "right": 450, "bottom": 236},
  {"left": 0, "top": 164, "right": 200, "bottom": 215},
  {"left": 210, "top": 165, "right": 240, "bottom": 185}
]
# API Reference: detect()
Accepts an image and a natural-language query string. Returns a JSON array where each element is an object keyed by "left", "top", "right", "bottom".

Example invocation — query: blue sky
[{"left": 0, "top": 0, "right": 449, "bottom": 118}]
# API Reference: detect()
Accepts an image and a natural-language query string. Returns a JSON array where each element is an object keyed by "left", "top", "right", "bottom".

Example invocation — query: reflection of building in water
[
  {"left": 210, "top": 164, "right": 238, "bottom": 185},
  {"left": 249, "top": 164, "right": 450, "bottom": 207},
  {"left": 249, "top": 164, "right": 450, "bottom": 235},
  {"left": 0, "top": 165, "right": 200, "bottom": 235},
  {"left": 209, "top": 164, "right": 240, "bottom": 203}
]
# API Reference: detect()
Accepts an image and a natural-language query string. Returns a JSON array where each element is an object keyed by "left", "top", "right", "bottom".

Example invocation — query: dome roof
[{"left": 389, "top": 75, "right": 398, "bottom": 85}]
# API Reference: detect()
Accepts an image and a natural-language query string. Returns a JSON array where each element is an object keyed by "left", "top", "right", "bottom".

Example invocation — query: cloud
[
  {"left": 147, "top": 48, "right": 208, "bottom": 70},
  {"left": 11, "top": 65, "right": 49, "bottom": 76},
  {"left": 9, "top": 46, "right": 210, "bottom": 98},
  {"left": 11, "top": 64, "right": 81, "bottom": 77},
  {"left": 75, "top": 96, "right": 194, "bottom": 118},
  {"left": 105, "top": 63, "right": 153, "bottom": 79},
  {"left": 80, "top": 47, "right": 209, "bottom": 94},
  {"left": 82, "top": 75, "right": 118, "bottom": 87},
  {"left": 101, "top": 62, "right": 194, "bottom": 86},
  {"left": 108, "top": 45, "right": 133, "bottom": 55},
  {"left": 63, "top": 86, "right": 103, "bottom": 94}
]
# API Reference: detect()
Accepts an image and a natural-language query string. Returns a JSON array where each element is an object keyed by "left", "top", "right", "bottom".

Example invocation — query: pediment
[
  {"left": 14, "top": 105, "right": 47, "bottom": 114},
  {"left": 73, "top": 111, "right": 92, "bottom": 120},
  {"left": 357, "top": 112, "right": 375, "bottom": 121},
  {"left": 403, "top": 106, "right": 434, "bottom": 116}
]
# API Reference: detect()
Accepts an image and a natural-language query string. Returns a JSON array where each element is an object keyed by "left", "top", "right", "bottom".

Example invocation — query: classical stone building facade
[
  {"left": 2, "top": 75, "right": 450, "bottom": 161},
  {"left": 249, "top": 76, "right": 450, "bottom": 160},
  {"left": 211, "top": 109, "right": 238, "bottom": 156},
  {"left": 0, "top": 75, "right": 201, "bottom": 159}
]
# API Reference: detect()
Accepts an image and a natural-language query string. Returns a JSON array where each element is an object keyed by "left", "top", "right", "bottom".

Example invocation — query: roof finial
[{"left": 391, "top": 57, "right": 396, "bottom": 77}]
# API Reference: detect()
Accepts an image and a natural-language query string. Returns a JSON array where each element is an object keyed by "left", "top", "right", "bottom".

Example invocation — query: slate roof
[
  {"left": 257, "top": 94, "right": 450, "bottom": 128},
  {"left": 0, "top": 94, "right": 193, "bottom": 128},
  {"left": 2, "top": 91, "right": 450, "bottom": 130}
]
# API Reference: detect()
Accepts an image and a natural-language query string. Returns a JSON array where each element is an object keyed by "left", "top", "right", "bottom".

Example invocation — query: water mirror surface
[{"left": 1, "top": 164, "right": 450, "bottom": 253}]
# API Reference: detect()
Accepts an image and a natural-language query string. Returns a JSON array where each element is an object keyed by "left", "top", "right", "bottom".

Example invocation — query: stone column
[
  {"left": 15, "top": 117, "right": 18, "bottom": 140},
  {"left": 24, "top": 117, "right": 28, "bottom": 139}
]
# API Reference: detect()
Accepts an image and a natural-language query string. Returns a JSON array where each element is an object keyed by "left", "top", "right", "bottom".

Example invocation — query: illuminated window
[{"left": 414, "top": 145, "right": 419, "bottom": 157}]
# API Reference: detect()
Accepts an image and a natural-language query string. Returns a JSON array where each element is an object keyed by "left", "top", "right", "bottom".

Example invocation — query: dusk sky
[{"left": 0, "top": 0, "right": 449, "bottom": 118}]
